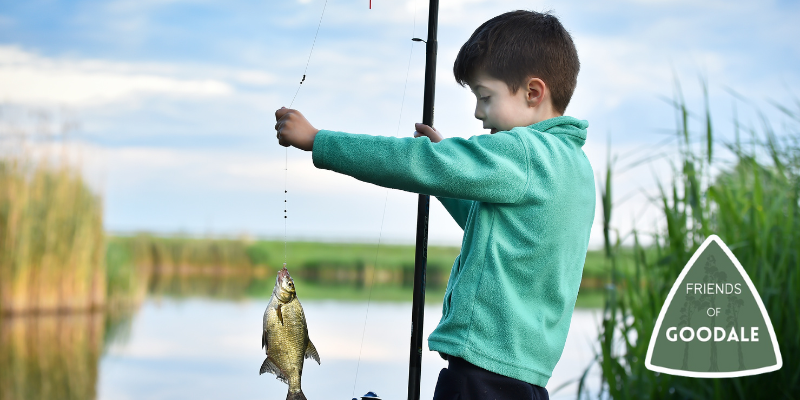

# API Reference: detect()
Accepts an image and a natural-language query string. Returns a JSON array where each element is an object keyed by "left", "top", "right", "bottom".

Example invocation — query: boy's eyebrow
[{"left": 470, "top": 84, "right": 489, "bottom": 93}]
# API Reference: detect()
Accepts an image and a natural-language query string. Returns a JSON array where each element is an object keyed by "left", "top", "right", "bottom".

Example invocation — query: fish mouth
[
  {"left": 277, "top": 264, "right": 291, "bottom": 283},
  {"left": 276, "top": 264, "right": 296, "bottom": 294}
]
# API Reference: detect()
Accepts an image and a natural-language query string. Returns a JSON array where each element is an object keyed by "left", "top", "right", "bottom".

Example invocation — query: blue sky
[{"left": 1, "top": 0, "right": 798, "bottom": 248}]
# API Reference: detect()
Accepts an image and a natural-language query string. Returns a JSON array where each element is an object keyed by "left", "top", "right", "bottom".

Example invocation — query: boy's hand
[
  {"left": 413, "top": 123, "right": 443, "bottom": 143},
  {"left": 275, "top": 107, "right": 319, "bottom": 151}
]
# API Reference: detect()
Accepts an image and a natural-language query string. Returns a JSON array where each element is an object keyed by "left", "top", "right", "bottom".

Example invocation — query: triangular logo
[{"left": 645, "top": 235, "right": 782, "bottom": 377}]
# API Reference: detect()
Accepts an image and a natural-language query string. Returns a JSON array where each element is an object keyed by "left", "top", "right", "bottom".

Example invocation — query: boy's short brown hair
[{"left": 453, "top": 10, "right": 580, "bottom": 115}]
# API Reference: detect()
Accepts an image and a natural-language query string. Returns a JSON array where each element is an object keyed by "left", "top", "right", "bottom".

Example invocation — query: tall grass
[
  {"left": 581, "top": 84, "right": 800, "bottom": 398},
  {"left": 0, "top": 156, "right": 105, "bottom": 315}
]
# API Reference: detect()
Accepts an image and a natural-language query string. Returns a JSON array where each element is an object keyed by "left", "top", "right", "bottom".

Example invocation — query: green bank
[{"left": 105, "top": 234, "right": 613, "bottom": 308}]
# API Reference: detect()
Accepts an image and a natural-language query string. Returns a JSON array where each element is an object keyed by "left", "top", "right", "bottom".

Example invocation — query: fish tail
[{"left": 286, "top": 390, "right": 307, "bottom": 400}]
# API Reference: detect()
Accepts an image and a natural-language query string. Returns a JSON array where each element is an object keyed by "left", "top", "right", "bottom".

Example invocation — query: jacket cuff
[{"left": 311, "top": 129, "right": 340, "bottom": 170}]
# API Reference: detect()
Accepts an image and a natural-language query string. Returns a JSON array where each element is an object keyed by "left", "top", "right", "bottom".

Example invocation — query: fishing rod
[{"left": 407, "top": 0, "right": 439, "bottom": 399}]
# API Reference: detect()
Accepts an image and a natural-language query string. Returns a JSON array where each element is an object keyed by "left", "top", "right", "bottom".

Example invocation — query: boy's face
[{"left": 468, "top": 70, "right": 553, "bottom": 133}]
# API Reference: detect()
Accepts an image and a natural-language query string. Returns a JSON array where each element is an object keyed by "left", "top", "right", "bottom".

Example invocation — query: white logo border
[{"left": 644, "top": 234, "right": 783, "bottom": 378}]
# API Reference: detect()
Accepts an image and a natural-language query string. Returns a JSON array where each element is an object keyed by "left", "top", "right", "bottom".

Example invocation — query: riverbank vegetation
[
  {"left": 0, "top": 156, "right": 105, "bottom": 315},
  {"left": 104, "top": 234, "right": 612, "bottom": 306},
  {"left": 106, "top": 234, "right": 627, "bottom": 285},
  {"left": 581, "top": 84, "right": 800, "bottom": 398}
]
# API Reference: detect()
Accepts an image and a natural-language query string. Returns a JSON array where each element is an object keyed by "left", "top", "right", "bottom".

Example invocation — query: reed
[
  {"left": 580, "top": 83, "right": 800, "bottom": 398},
  {"left": 0, "top": 154, "right": 105, "bottom": 315}
]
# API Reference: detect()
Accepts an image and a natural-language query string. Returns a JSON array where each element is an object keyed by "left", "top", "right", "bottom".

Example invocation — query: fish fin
[
  {"left": 304, "top": 339, "right": 320, "bottom": 364},
  {"left": 286, "top": 390, "right": 307, "bottom": 400},
  {"left": 262, "top": 329, "right": 267, "bottom": 350},
  {"left": 259, "top": 356, "right": 289, "bottom": 384},
  {"left": 277, "top": 304, "right": 284, "bottom": 325}
]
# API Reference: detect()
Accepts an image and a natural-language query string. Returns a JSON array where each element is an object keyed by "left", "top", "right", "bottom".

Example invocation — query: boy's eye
[{"left": 479, "top": 96, "right": 490, "bottom": 102}]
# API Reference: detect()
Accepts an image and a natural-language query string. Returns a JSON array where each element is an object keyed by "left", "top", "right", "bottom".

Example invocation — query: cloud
[
  {"left": 0, "top": 46, "right": 233, "bottom": 106},
  {"left": 232, "top": 70, "right": 276, "bottom": 86}
]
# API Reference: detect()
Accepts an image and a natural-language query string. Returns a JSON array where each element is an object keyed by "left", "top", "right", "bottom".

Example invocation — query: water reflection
[
  {"left": 97, "top": 299, "right": 599, "bottom": 400},
  {"left": 1, "top": 274, "right": 600, "bottom": 400},
  {"left": 148, "top": 272, "right": 255, "bottom": 300},
  {"left": 1, "top": 312, "right": 103, "bottom": 400}
]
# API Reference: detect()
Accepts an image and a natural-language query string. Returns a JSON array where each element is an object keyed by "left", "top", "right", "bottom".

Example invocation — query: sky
[{"left": 1, "top": 0, "right": 798, "bottom": 248}]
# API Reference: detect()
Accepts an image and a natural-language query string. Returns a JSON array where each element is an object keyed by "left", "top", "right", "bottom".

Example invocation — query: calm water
[{"left": 96, "top": 298, "right": 601, "bottom": 400}]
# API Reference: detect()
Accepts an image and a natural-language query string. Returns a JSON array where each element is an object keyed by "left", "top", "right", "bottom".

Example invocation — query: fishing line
[
  {"left": 284, "top": 0, "right": 330, "bottom": 265},
  {"left": 289, "top": 0, "right": 329, "bottom": 109},
  {"left": 351, "top": 0, "right": 420, "bottom": 396}
]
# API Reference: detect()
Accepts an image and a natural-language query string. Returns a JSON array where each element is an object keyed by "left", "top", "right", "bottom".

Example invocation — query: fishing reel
[{"left": 352, "top": 391, "right": 381, "bottom": 400}]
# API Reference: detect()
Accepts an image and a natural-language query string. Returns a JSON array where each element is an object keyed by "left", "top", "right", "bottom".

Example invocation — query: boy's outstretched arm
[
  {"left": 276, "top": 110, "right": 443, "bottom": 151},
  {"left": 276, "top": 111, "right": 472, "bottom": 228},
  {"left": 274, "top": 107, "right": 529, "bottom": 204}
]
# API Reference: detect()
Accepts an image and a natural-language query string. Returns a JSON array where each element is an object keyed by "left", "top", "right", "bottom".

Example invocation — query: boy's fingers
[
  {"left": 415, "top": 123, "right": 435, "bottom": 136},
  {"left": 278, "top": 135, "right": 289, "bottom": 147},
  {"left": 275, "top": 107, "right": 291, "bottom": 120},
  {"left": 413, "top": 122, "right": 443, "bottom": 143}
]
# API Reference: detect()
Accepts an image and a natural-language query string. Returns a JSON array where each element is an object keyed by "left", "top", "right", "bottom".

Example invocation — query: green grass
[
  {"left": 246, "top": 239, "right": 462, "bottom": 277},
  {"left": 575, "top": 289, "right": 606, "bottom": 309}
]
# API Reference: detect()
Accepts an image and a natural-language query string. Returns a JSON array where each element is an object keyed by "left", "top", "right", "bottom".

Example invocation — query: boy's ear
[{"left": 524, "top": 77, "right": 547, "bottom": 108}]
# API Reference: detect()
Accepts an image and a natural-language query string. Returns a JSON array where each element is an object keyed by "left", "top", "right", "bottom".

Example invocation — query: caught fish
[{"left": 261, "top": 264, "right": 320, "bottom": 400}]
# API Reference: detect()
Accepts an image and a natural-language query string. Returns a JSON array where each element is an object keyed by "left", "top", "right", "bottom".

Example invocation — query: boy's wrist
[{"left": 308, "top": 129, "right": 320, "bottom": 151}]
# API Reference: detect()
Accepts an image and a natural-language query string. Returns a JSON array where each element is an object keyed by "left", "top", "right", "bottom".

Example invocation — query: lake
[{"left": 95, "top": 298, "right": 602, "bottom": 400}]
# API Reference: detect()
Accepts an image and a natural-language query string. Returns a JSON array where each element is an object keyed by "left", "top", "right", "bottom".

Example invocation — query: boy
[{"left": 274, "top": 10, "right": 594, "bottom": 400}]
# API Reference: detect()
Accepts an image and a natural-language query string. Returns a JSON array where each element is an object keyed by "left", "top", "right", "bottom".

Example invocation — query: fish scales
[
  {"left": 264, "top": 296, "right": 307, "bottom": 390},
  {"left": 261, "top": 265, "right": 320, "bottom": 400}
]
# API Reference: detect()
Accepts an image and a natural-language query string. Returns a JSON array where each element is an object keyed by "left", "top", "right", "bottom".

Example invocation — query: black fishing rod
[{"left": 408, "top": 0, "right": 439, "bottom": 399}]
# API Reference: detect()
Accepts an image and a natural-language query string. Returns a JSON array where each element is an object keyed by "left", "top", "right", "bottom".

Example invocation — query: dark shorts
[{"left": 432, "top": 356, "right": 549, "bottom": 400}]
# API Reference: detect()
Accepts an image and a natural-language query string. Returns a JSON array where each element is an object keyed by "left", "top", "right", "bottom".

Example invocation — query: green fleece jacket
[{"left": 311, "top": 116, "right": 595, "bottom": 387}]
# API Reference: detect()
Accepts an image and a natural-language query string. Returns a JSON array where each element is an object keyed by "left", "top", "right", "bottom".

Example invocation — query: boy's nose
[{"left": 474, "top": 105, "right": 484, "bottom": 121}]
